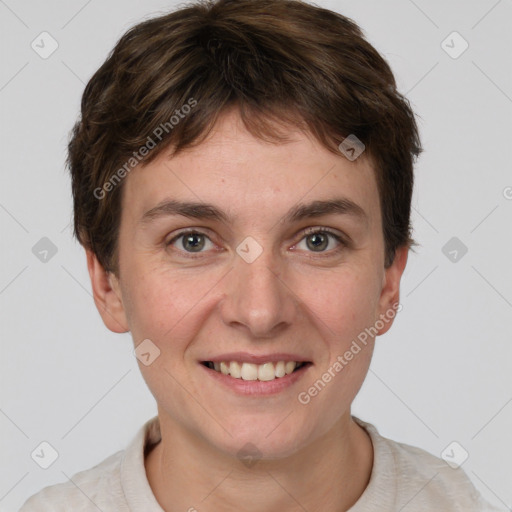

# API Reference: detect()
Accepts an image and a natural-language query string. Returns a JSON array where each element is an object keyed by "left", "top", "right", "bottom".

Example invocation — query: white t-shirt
[{"left": 19, "top": 415, "right": 504, "bottom": 511}]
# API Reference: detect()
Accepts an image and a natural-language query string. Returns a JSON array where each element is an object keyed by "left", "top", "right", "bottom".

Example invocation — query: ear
[
  {"left": 86, "top": 250, "right": 129, "bottom": 333},
  {"left": 376, "top": 245, "right": 408, "bottom": 336}
]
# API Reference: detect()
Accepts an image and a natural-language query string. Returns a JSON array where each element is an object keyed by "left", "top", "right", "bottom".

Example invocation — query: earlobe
[
  {"left": 376, "top": 246, "right": 408, "bottom": 336},
  {"left": 86, "top": 250, "right": 129, "bottom": 333}
]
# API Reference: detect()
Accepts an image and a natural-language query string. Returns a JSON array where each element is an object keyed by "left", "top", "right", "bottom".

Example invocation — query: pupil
[
  {"left": 183, "top": 233, "right": 205, "bottom": 252},
  {"left": 307, "top": 233, "right": 328, "bottom": 251}
]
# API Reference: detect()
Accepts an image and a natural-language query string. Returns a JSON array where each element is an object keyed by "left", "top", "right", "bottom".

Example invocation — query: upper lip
[{"left": 201, "top": 352, "right": 312, "bottom": 364}]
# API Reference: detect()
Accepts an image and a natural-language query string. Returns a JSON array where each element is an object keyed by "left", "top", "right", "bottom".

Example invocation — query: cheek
[
  {"left": 123, "top": 280, "right": 172, "bottom": 341},
  {"left": 300, "top": 268, "right": 380, "bottom": 347},
  {"left": 123, "top": 267, "right": 220, "bottom": 349},
  {"left": 294, "top": 271, "right": 378, "bottom": 433}
]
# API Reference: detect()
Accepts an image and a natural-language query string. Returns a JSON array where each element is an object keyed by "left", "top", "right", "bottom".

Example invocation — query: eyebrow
[{"left": 140, "top": 197, "right": 368, "bottom": 226}]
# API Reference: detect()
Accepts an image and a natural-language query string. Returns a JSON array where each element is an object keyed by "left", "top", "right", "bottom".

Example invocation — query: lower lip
[{"left": 199, "top": 363, "right": 312, "bottom": 396}]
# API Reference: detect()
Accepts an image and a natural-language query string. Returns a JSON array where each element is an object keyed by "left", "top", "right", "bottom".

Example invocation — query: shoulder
[
  {"left": 19, "top": 416, "right": 161, "bottom": 512},
  {"left": 19, "top": 450, "right": 125, "bottom": 512},
  {"left": 391, "top": 439, "right": 503, "bottom": 511},
  {"left": 353, "top": 417, "right": 505, "bottom": 511}
]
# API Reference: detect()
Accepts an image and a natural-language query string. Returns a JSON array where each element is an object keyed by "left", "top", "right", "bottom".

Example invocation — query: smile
[{"left": 201, "top": 360, "right": 310, "bottom": 381}]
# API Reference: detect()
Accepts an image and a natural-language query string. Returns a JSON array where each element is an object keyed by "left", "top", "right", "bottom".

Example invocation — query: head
[{"left": 69, "top": 0, "right": 421, "bottom": 458}]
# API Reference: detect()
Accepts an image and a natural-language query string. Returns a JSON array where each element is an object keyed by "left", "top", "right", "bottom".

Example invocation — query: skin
[{"left": 87, "top": 109, "right": 408, "bottom": 512}]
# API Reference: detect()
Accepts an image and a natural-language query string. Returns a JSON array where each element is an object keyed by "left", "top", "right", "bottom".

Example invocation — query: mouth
[{"left": 201, "top": 360, "right": 312, "bottom": 382}]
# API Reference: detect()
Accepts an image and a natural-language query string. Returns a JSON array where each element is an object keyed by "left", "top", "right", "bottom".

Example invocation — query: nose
[{"left": 219, "top": 247, "right": 297, "bottom": 339}]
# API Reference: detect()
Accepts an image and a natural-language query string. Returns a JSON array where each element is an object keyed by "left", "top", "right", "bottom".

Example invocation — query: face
[{"left": 88, "top": 109, "right": 407, "bottom": 459}]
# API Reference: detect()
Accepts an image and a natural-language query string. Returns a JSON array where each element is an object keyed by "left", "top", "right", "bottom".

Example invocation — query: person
[{"left": 20, "top": 0, "right": 504, "bottom": 510}]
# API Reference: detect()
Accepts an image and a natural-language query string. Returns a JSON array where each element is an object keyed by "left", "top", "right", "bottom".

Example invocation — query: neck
[{"left": 145, "top": 411, "right": 374, "bottom": 512}]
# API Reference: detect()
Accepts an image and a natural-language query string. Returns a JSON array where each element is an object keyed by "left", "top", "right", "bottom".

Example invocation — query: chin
[{"left": 207, "top": 416, "right": 314, "bottom": 461}]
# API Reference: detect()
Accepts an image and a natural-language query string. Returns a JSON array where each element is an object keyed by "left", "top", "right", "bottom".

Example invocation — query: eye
[
  {"left": 295, "top": 228, "right": 345, "bottom": 253},
  {"left": 166, "top": 227, "right": 347, "bottom": 258},
  {"left": 167, "top": 230, "right": 215, "bottom": 253}
]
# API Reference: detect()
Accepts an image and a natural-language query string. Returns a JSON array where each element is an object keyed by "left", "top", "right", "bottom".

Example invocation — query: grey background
[{"left": 1, "top": 0, "right": 511, "bottom": 510}]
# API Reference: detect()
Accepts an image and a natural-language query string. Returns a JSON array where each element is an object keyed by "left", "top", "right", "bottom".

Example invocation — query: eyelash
[{"left": 165, "top": 227, "right": 347, "bottom": 259}]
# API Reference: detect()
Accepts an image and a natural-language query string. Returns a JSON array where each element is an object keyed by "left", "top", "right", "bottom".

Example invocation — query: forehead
[{"left": 121, "top": 110, "right": 381, "bottom": 230}]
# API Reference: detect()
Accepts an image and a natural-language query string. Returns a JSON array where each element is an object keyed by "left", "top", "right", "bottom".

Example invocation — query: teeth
[
  {"left": 275, "top": 361, "right": 286, "bottom": 378},
  {"left": 229, "top": 361, "right": 242, "bottom": 378},
  {"left": 220, "top": 362, "right": 229, "bottom": 375},
  {"left": 207, "top": 360, "right": 305, "bottom": 381},
  {"left": 240, "top": 363, "right": 258, "bottom": 380},
  {"left": 258, "top": 362, "right": 276, "bottom": 381},
  {"left": 285, "top": 361, "right": 296, "bottom": 375}
]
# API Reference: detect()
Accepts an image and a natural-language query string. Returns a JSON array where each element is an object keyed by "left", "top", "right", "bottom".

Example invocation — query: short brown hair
[{"left": 68, "top": 0, "right": 422, "bottom": 274}]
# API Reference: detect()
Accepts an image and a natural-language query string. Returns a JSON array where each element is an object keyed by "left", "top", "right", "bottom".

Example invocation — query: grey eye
[
  {"left": 181, "top": 233, "right": 206, "bottom": 252},
  {"left": 306, "top": 232, "right": 330, "bottom": 251}
]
